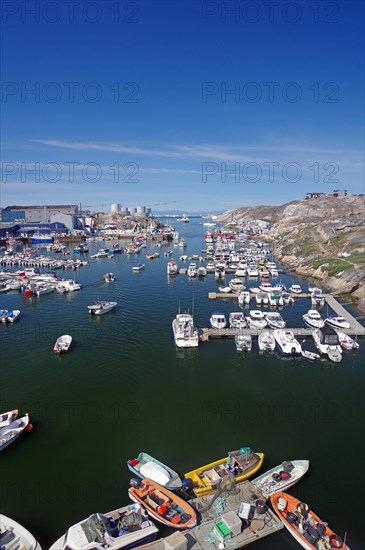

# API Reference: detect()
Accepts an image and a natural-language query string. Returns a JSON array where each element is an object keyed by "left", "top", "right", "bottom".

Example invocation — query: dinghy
[
  {"left": 127, "top": 452, "right": 182, "bottom": 491},
  {"left": 335, "top": 330, "right": 360, "bottom": 351},
  {"left": 271, "top": 492, "right": 350, "bottom": 550},
  {"left": 128, "top": 478, "right": 197, "bottom": 529},
  {"left": 301, "top": 350, "right": 321, "bottom": 361},
  {"left": 252, "top": 460, "right": 309, "bottom": 497},
  {"left": 53, "top": 334, "right": 72, "bottom": 353}
]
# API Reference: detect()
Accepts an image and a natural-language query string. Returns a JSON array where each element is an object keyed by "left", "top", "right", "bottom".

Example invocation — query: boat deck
[{"left": 138, "top": 481, "right": 283, "bottom": 550}]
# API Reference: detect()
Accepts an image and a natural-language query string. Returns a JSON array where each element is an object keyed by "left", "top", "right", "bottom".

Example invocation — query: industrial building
[{"left": 1, "top": 205, "right": 81, "bottom": 230}]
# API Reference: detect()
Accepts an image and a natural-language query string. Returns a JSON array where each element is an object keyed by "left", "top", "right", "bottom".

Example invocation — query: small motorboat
[
  {"left": 197, "top": 266, "right": 207, "bottom": 277},
  {"left": 289, "top": 284, "right": 302, "bottom": 294},
  {"left": 229, "top": 278, "right": 244, "bottom": 292},
  {"left": 210, "top": 312, "right": 227, "bottom": 329},
  {"left": 88, "top": 301, "right": 117, "bottom": 315},
  {"left": 49, "top": 503, "right": 157, "bottom": 550},
  {"left": 246, "top": 310, "right": 267, "bottom": 329},
  {"left": 167, "top": 261, "right": 178, "bottom": 276},
  {"left": 229, "top": 312, "right": 247, "bottom": 328},
  {"left": 103, "top": 272, "right": 116, "bottom": 282},
  {"left": 184, "top": 447, "right": 264, "bottom": 498},
  {"left": 264, "top": 312, "right": 286, "bottom": 329},
  {"left": 303, "top": 309, "right": 324, "bottom": 328},
  {"left": 218, "top": 286, "right": 231, "bottom": 293},
  {"left": 271, "top": 492, "right": 350, "bottom": 550},
  {"left": 0, "top": 414, "right": 30, "bottom": 451},
  {"left": 53, "top": 334, "right": 72, "bottom": 353},
  {"left": 0, "top": 409, "right": 18, "bottom": 428},
  {"left": 5, "top": 310, "right": 20, "bottom": 323},
  {"left": 0, "top": 514, "right": 42, "bottom": 550},
  {"left": 127, "top": 452, "right": 182, "bottom": 491},
  {"left": 132, "top": 264, "right": 145, "bottom": 272},
  {"left": 282, "top": 292, "right": 294, "bottom": 305},
  {"left": 172, "top": 313, "right": 199, "bottom": 348},
  {"left": 238, "top": 291, "right": 250, "bottom": 305},
  {"left": 301, "top": 349, "right": 321, "bottom": 361},
  {"left": 187, "top": 263, "right": 197, "bottom": 277},
  {"left": 128, "top": 478, "right": 197, "bottom": 529},
  {"left": 258, "top": 331, "right": 276, "bottom": 351},
  {"left": 235, "top": 333, "right": 252, "bottom": 351},
  {"left": 252, "top": 460, "right": 309, "bottom": 497},
  {"left": 255, "top": 292, "right": 269, "bottom": 306},
  {"left": 0, "top": 310, "right": 8, "bottom": 322},
  {"left": 312, "top": 326, "right": 342, "bottom": 362},
  {"left": 274, "top": 329, "right": 302, "bottom": 356},
  {"left": 335, "top": 330, "right": 360, "bottom": 350},
  {"left": 325, "top": 315, "right": 351, "bottom": 330}
]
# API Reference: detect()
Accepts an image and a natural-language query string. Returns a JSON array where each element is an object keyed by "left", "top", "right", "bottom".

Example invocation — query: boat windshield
[{"left": 77, "top": 514, "right": 107, "bottom": 543}]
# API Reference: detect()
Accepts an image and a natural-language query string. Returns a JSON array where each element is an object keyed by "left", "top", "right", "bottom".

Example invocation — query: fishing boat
[
  {"left": 53, "top": 334, "right": 72, "bottom": 353},
  {"left": 335, "top": 330, "right": 360, "bottom": 351},
  {"left": 264, "top": 312, "right": 286, "bottom": 329},
  {"left": 127, "top": 453, "right": 182, "bottom": 491},
  {"left": 0, "top": 409, "right": 18, "bottom": 428},
  {"left": 258, "top": 331, "right": 276, "bottom": 351},
  {"left": 229, "top": 312, "right": 247, "bottom": 328},
  {"left": 132, "top": 264, "right": 145, "bottom": 272},
  {"left": 273, "top": 329, "right": 302, "bottom": 356},
  {"left": 103, "top": 272, "right": 116, "bottom": 282},
  {"left": 312, "top": 327, "right": 342, "bottom": 362},
  {"left": 5, "top": 310, "right": 20, "bottom": 323},
  {"left": 303, "top": 310, "right": 324, "bottom": 328},
  {"left": 88, "top": 301, "right": 117, "bottom": 315},
  {"left": 183, "top": 447, "right": 264, "bottom": 498},
  {"left": 172, "top": 313, "right": 199, "bottom": 348},
  {"left": 325, "top": 315, "right": 351, "bottom": 330},
  {"left": 238, "top": 291, "right": 250, "bottom": 305},
  {"left": 167, "top": 261, "right": 178, "bottom": 276},
  {"left": 271, "top": 492, "right": 350, "bottom": 550},
  {"left": 235, "top": 332, "right": 252, "bottom": 351},
  {"left": 210, "top": 312, "right": 227, "bottom": 329},
  {"left": 252, "top": 460, "right": 309, "bottom": 497},
  {"left": 0, "top": 414, "right": 29, "bottom": 451},
  {"left": 49, "top": 503, "right": 158, "bottom": 550},
  {"left": 0, "top": 514, "right": 42, "bottom": 550},
  {"left": 246, "top": 310, "right": 267, "bottom": 329},
  {"left": 128, "top": 479, "right": 196, "bottom": 529}
]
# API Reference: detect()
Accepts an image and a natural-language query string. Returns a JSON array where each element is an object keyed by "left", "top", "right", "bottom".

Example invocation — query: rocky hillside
[{"left": 217, "top": 196, "right": 365, "bottom": 311}]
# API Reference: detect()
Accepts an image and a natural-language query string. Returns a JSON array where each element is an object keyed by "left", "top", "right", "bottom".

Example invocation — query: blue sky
[{"left": 1, "top": 0, "right": 364, "bottom": 211}]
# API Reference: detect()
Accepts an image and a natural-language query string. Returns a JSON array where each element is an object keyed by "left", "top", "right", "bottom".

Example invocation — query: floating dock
[
  {"left": 208, "top": 292, "right": 310, "bottom": 300},
  {"left": 139, "top": 480, "right": 283, "bottom": 550}
]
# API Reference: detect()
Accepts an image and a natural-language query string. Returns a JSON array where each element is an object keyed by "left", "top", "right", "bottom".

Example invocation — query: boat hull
[
  {"left": 252, "top": 460, "right": 309, "bottom": 497},
  {"left": 127, "top": 453, "right": 182, "bottom": 491}
]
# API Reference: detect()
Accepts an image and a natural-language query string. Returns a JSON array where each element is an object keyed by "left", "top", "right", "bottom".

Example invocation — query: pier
[
  {"left": 139, "top": 480, "right": 283, "bottom": 550},
  {"left": 208, "top": 292, "right": 310, "bottom": 300}
]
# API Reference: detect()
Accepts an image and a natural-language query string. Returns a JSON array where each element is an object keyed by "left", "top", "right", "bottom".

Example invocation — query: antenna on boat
[{"left": 192, "top": 293, "right": 195, "bottom": 318}]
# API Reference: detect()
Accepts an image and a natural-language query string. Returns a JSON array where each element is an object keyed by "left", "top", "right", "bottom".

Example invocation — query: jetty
[{"left": 138, "top": 480, "right": 283, "bottom": 550}]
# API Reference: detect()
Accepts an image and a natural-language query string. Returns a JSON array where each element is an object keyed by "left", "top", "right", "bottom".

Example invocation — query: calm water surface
[{"left": 1, "top": 219, "right": 364, "bottom": 549}]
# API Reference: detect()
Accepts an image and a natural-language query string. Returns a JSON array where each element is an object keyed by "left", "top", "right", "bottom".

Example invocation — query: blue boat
[{"left": 127, "top": 452, "right": 182, "bottom": 491}]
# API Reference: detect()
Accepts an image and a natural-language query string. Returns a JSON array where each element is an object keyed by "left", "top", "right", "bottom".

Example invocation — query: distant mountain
[{"left": 154, "top": 210, "right": 222, "bottom": 216}]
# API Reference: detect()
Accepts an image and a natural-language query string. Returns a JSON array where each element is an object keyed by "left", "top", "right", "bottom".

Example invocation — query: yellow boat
[{"left": 184, "top": 448, "right": 264, "bottom": 497}]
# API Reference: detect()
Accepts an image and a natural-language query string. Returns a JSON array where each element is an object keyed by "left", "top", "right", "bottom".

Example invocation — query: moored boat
[
  {"left": 274, "top": 329, "right": 302, "bottom": 356},
  {"left": 0, "top": 514, "right": 42, "bottom": 549},
  {"left": 49, "top": 503, "right": 158, "bottom": 550},
  {"left": 238, "top": 290, "right": 250, "bottom": 305},
  {"left": 235, "top": 332, "right": 252, "bottom": 351},
  {"left": 0, "top": 409, "right": 18, "bottom": 428},
  {"left": 289, "top": 284, "right": 302, "bottom": 294},
  {"left": 88, "top": 301, "right": 117, "bottom": 315},
  {"left": 325, "top": 315, "right": 351, "bottom": 330},
  {"left": 258, "top": 331, "right": 276, "bottom": 351},
  {"left": 128, "top": 478, "right": 196, "bottom": 529},
  {"left": 210, "top": 312, "right": 227, "bottom": 329},
  {"left": 5, "top": 310, "right": 20, "bottom": 323},
  {"left": 53, "top": 334, "right": 72, "bottom": 353},
  {"left": 0, "top": 414, "right": 30, "bottom": 451},
  {"left": 172, "top": 313, "right": 199, "bottom": 348},
  {"left": 271, "top": 492, "right": 350, "bottom": 550},
  {"left": 312, "top": 327, "right": 342, "bottom": 362},
  {"left": 246, "top": 310, "right": 267, "bottom": 329},
  {"left": 167, "top": 261, "right": 178, "bottom": 276},
  {"left": 127, "top": 452, "right": 182, "bottom": 491},
  {"left": 252, "top": 460, "right": 309, "bottom": 497},
  {"left": 303, "top": 310, "right": 324, "bottom": 328},
  {"left": 264, "top": 312, "right": 286, "bottom": 329},
  {"left": 183, "top": 447, "right": 264, "bottom": 497},
  {"left": 335, "top": 330, "right": 360, "bottom": 351},
  {"left": 229, "top": 312, "right": 247, "bottom": 328}
]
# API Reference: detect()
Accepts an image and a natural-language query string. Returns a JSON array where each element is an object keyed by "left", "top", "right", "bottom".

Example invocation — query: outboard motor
[
  {"left": 255, "top": 499, "right": 267, "bottom": 515},
  {"left": 129, "top": 478, "right": 141, "bottom": 488},
  {"left": 182, "top": 478, "right": 194, "bottom": 491},
  {"left": 291, "top": 347, "right": 296, "bottom": 356},
  {"left": 272, "top": 473, "right": 281, "bottom": 482}
]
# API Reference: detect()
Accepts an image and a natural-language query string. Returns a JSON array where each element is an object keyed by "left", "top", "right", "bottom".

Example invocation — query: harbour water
[{"left": 1, "top": 218, "right": 364, "bottom": 549}]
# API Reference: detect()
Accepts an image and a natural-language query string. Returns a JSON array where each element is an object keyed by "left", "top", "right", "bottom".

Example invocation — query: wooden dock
[
  {"left": 138, "top": 481, "right": 283, "bottom": 550},
  {"left": 199, "top": 327, "right": 315, "bottom": 341},
  {"left": 324, "top": 294, "right": 365, "bottom": 335},
  {"left": 208, "top": 292, "right": 310, "bottom": 300}
]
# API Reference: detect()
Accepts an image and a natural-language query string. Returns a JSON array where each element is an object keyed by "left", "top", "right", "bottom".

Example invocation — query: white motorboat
[
  {"left": 273, "top": 329, "right": 302, "bottom": 356},
  {"left": 238, "top": 291, "right": 250, "bottom": 305},
  {"left": 264, "top": 312, "right": 286, "bottom": 329},
  {"left": 132, "top": 264, "right": 145, "bottom": 272},
  {"left": 252, "top": 460, "right": 309, "bottom": 497},
  {"left": 187, "top": 263, "right": 197, "bottom": 277},
  {"left": 0, "top": 414, "right": 29, "bottom": 451},
  {"left": 88, "top": 301, "right": 117, "bottom": 315},
  {"left": 229, "top": 278, "right": 244, "bottom": 292},
  {"left": 34, "top": 285, "right": 55, "bottom": 296},
  {"left": 335, "top": 330, "right": 360, "bottom": 351},
  {"left": 258, "top": 331, "right": 276, "bottom": 351},
  {"left": 206, "top": 262, "right": 215, "bottom": 271},
  {"left": 235, "top": 268, "right": 247, "bottom": 277},
  {"left": 181, "top": 215, "right": 190, "bottom": 223},
  {"left": 218, "top": 286, "right": 231, "bottom": 293},
  {"left": 178, "top": 239, "right": 187, "bottom": 247},
  {"left": 247, "top": 265, "right": 259, "bottom": 277},
  {"left": 259, "top": 281, "right": 273, "bottom": 293},
  {"left": 311, "top": 288, "right": 325, "bottom": 306},
  {"left": 255, "top": 292, "right": 269, "bottom": 306},
  {"left": 249, "top": 287, "right": 260, "bottom": 294},
  {"left": 270, "top": 268, "right": 279, "bottom": 277},
  {"left": 210, "top": 312, "right": 227, "bottom": 329},
  {"left": 312, "top": 326, "right": 342, "bottom": 361},
  {"left": 0, "top": 310, "right": 8, "bottom": 322},
  {"left": 235, "top": 332, "right": 252, "bottom": 351},
  {"left": 325, "top": 315, "right": 351, "bottom": 330},
  {"left": 0, "top": 514, "right": 42, "bottom": 550},
  {"left": 167, "top": 261, "right": 178, "bottom": 275},
  {"left": 179, "top": 255, "right": 188, "bottom": 262},
  {"left": 303, "top": 309, "right": 324, "bottom": 328},
  {"left": 172, "top": 313, "right": 199, "bottom": 348},
  {"left": 53, "top": 334, "right": 72, "bottom": 353},
  {"left": 103, "top": 272, "right": 116, "bottom": 282},
  {"left": 91, "top": 250, "right": 108, "bottom": 258},
  {"left": 268, "top": 292, "right": 284, "bottom": 307},
  {"left": 215, "top": 268, "right": 225, "bottom": 279},
  {"left": 281, "top": 292, "right": 294, "bottom": 305},
  {"left": 5, "top": 310, "right": 20, "bottom": 323},
  {"left": 55, "top": 280, "right": 81, "bottom": 292},
  {"left": 49, "top": 503, "right": 158, "bottom": 550},
  {"left": 289, "top": 284, "right": 302, "bottom": 294},
  {"left": 229, "top": 312, "right": 247, "bottom": 328},
  {"left": 197, "top": 266, "right": 207, "bottom": 277},
  {"left": 246, "top": 310, "right": 268, "bottom": 329},
  {"left": 0, "top": 409, "right": 18, "bottom": 428}
]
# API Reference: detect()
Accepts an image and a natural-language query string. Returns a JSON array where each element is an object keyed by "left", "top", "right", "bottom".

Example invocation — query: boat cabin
[{"left": 317, "top": 326, "right": 340, "bottom": 346}]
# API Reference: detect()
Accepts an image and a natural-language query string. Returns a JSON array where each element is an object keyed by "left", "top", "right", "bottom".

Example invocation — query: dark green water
[{"left": 1, "top": 219, "right": 364, "bottom": 549}]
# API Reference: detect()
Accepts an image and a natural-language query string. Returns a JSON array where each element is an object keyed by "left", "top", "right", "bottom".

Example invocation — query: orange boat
[
  {"left": 271, "top": 492, "right": 350, "bottom": 550},
  {"left": 128, "top": 478, "right": 197, "bottom": 530}
]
